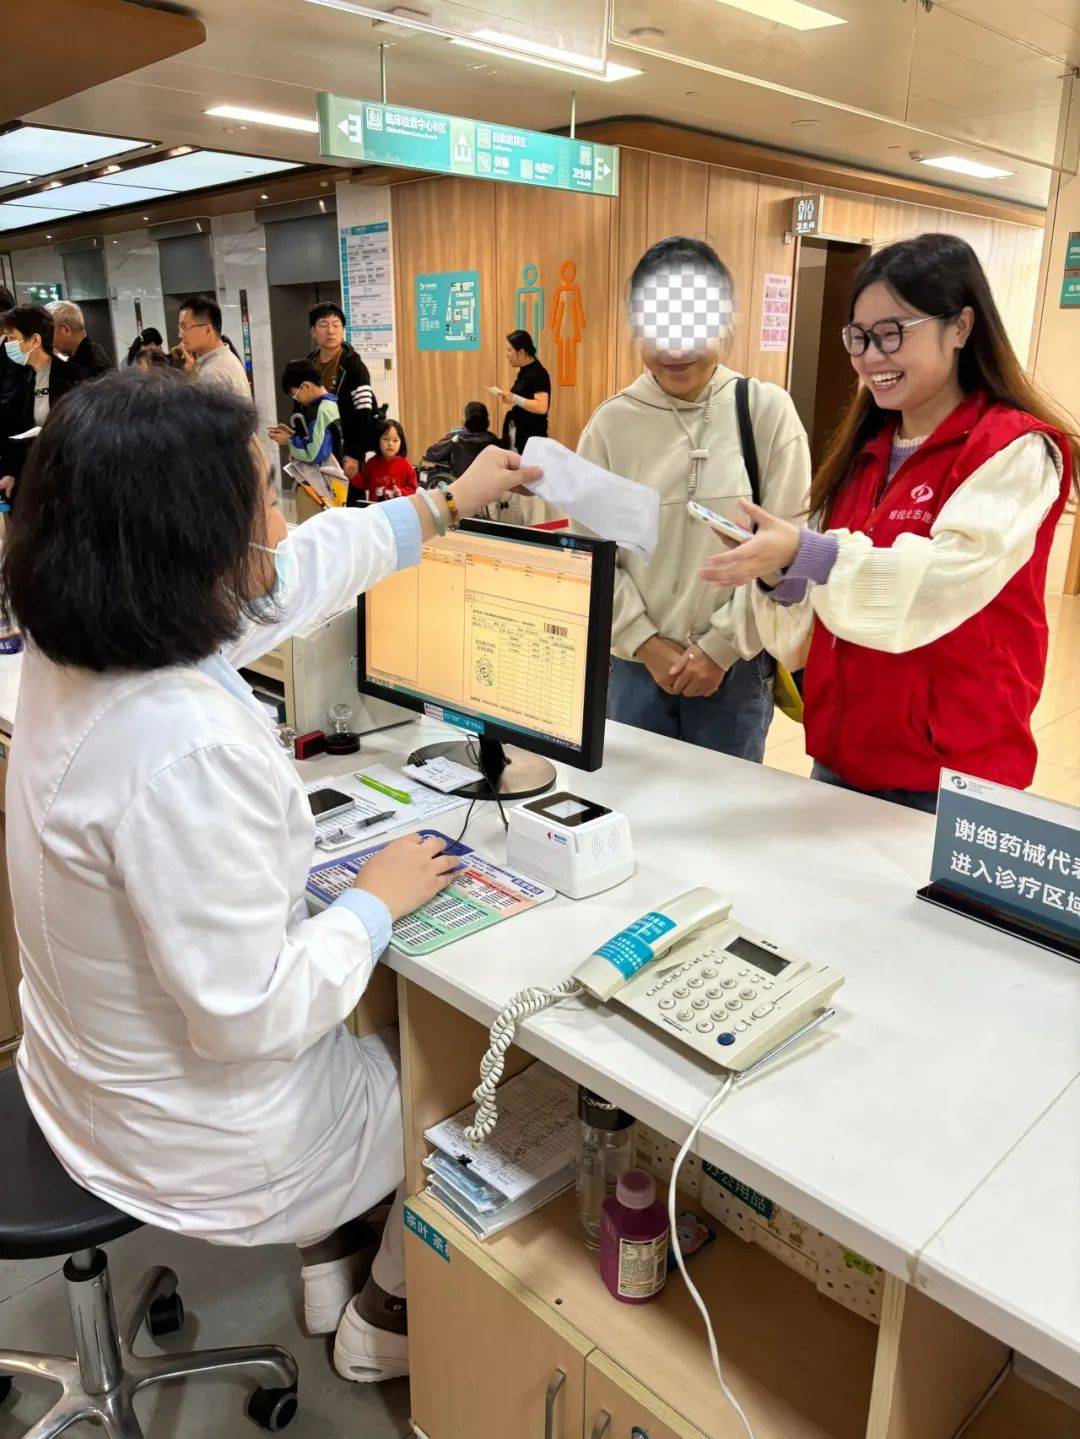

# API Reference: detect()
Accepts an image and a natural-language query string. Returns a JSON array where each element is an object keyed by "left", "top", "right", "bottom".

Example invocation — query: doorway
[
  {"left": 264, "top": 212, "right": 342, "bottom": 426},
  {"left": 789, "top": 237, "right": 871, "bottom": 468},
  {"left": 267, "top": 280, "right": 341, "bottom": 426}
]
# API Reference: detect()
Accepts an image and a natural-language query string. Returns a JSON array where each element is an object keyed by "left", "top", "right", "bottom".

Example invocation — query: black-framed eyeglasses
[{"left": 841, "top": 315, "right": 950, "bottom": 357}]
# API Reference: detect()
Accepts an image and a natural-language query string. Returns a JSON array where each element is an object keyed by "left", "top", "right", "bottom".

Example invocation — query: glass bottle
[{"left": 576, "top": 1086, "right": 636, "bottom": 1249}]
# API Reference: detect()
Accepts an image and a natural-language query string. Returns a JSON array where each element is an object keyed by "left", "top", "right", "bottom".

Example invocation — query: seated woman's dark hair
[
  {"left": 1, "top": 368, "right": 270, "bottom": 672},
  {"left": 125, "top": 326, "right": 163, "bottom": 366},
  {"left": 464, "top": 401, "right": 489, "bottom": 433}
]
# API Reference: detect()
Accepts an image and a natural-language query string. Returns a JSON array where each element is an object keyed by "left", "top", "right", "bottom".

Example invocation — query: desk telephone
[{"left": 466, "top": 888, "right": 843, "bottom": 1144}]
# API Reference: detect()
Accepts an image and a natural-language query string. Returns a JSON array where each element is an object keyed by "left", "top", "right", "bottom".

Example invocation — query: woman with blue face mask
[
  {"left": 1, "top": 368, "right": 539, "bottom": 1386},
  {"left": 1, "top": 304, "right": 89, "bottom": 504}
]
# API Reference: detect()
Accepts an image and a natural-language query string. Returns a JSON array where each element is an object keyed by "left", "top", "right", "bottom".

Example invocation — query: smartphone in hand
[{"left": 687, "top": 500, "right": 753, "bottom": 545}]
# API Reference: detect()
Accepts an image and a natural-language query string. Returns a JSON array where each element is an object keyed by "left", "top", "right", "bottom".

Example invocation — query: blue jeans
[
  {"left": 811, "top": 762, "right": 938, "bottom": 815},
  {"left": 608, "top": 653, "right": 775, "bottom": 762}
]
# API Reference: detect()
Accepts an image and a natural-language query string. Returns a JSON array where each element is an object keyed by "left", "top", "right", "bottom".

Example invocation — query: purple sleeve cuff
[{"left": 760, "top": 528, "right": 839, "bottom": 606}]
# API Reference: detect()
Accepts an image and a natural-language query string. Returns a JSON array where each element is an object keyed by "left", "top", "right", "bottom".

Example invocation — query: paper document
[
  {"left": 307, "top": 764, "right": 465, "bottom": 850},
  {"left": 520, "top": 437, "right": 660, "bottom": 557},
  {"left": 424, "top": 1063, "right": 578, "bottom": 1201},
  {"left": 401, "top": 755, "right": 480, "bottom": 793},
  {"left": 485, "top": 385, "right": 502, "bottom": 396}
]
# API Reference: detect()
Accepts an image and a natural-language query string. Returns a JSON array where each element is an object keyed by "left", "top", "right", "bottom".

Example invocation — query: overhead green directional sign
[{"left": 317, "top": 92, "right": 619, "bottom": 197}]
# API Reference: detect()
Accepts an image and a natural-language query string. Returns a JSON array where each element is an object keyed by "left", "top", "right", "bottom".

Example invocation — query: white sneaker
[
  {"left": 301, "top": 1251, "right": 373, "bottom": 1336},
  {"left": 333, "top": 1296, "right": 409, "bottom": 1383}
]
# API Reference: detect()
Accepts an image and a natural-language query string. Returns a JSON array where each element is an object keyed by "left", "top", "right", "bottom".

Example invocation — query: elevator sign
[{"left": 317, "top": 93, "right": 619, "bottom": 197}]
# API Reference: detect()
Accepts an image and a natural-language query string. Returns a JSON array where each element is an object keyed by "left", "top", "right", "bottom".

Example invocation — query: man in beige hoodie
[{"left": 577, "top": 236, "right": 810, "bottom": 760}]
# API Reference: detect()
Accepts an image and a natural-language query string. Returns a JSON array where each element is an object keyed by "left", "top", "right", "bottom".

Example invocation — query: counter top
[{"left": 300, "top": 716, "right": 1080, "bottom": 1384}]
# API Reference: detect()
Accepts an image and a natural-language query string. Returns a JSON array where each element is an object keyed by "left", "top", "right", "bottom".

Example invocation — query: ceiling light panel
[
  {"left": 8, "top": 180, "right": 167, "bottom": 212},
  {"left": 0, "top": 203, "right": 81, "bottom": 232},
  {"left": 205, "top": 105, "right": 319, "bottom": 134},
  {"left": 0, "top": 127, "right": 146, "bottom": 178},
  {"left": 714, "top": 0, "right": 844, "bottom": 30},
  {"left": 103, "top": 152, "right": 299, "bottom": 192},
  {"left": 919, "top": 155, "right": 1014, "bottom": 179}
]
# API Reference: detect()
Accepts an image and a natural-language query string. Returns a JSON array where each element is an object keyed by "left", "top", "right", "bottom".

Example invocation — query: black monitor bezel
[{"left": 357, "top": 517, "right": 615, "bottom": 773}]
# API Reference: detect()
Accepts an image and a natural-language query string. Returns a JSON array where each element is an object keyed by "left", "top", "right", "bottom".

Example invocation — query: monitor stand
[{"left": 410, "top": 736, "right": 555, "bottom": 802}]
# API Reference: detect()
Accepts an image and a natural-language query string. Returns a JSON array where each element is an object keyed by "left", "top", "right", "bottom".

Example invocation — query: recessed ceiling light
[
  {"left": 142, "top": 215, "right": 149, "bottom": 221},
  {"left": 791, "top": 118, "right": 818, "bottom": 128},
  {"left": 45, "top": 233, "right": 52, "bottom": 239},
  {"left": 918, "top": 155, "right": 1013, "bottom": 180},
  {"left": 450, "top": 31, "right": 641, "bottom": 81},
  {"left": 714, "top": 0, "right": 844, "bottom": 31},
  {"left": 102, "top": 165, "right": 121, "bottom": 175},
  {"left": 204, "top": 104, "right": 319, "bottom": 134},
  {"left": 260, "top": 192, "right": 269, "bottom": 200}
]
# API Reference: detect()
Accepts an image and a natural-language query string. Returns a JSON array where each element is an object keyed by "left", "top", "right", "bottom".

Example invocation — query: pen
[
  {"left": 357, "top": 774, "right": 412, "bottom": 805},
  {"left": 357, "top": 810, "right": 396, "bottom": 829}
]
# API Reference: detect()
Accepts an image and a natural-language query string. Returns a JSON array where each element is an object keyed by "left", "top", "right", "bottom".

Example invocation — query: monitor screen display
[{"left": 361, "top": 523, "right": 609, "bottom": 762}]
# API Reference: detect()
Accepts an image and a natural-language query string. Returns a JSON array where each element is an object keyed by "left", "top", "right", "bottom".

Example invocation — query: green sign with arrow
[{"left": 317, "top": 92, "right": 618, "bottom": 197}]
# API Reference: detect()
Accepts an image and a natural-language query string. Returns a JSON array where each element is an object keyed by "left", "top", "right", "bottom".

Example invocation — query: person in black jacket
[
  {"left": 422, "top": 401, "right": 501, "bottom": 479},
  {"left": 0, "top": 286, "right": 22, "bottom": 488},
  {"left": 307, "top": 302, "right": 375, "bottom": 480},
  {"left": 1, "top": 305, "right": 89, "bottom": 502},
  {"left": 48, "top": 301, "right": 113, "bottom": 377}
]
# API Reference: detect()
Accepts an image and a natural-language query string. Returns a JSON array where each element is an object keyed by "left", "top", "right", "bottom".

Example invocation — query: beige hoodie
[{"left": 576, "top": 366, "right": 811, "bottom": 670}]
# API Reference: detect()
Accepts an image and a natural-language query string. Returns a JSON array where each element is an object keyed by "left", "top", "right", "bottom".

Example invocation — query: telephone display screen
[{"left": 726, "top": 936, "right": 790, "bottom": 976}]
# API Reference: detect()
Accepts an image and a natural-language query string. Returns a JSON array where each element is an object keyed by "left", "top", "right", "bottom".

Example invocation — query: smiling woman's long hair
[{"left": 811, "top": 233, "right": 1079, "bottom": 523}]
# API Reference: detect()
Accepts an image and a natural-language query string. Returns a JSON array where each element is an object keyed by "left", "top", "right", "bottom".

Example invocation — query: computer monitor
[{"left": 358, "top": 519, "right": 616, "bottom": 799}]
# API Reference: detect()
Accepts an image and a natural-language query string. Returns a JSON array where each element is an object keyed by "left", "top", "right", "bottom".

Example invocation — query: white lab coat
[{"left": 10, "top": 505, "right": 416, "bottom": 1245}]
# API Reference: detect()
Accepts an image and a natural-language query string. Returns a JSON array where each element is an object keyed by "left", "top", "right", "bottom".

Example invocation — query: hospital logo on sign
[{"left": 366, "top": 106, "right": 384, "bottom": 129}]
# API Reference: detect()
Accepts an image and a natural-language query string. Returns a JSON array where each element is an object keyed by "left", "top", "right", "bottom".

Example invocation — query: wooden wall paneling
[
  {"left": 1009, "top": 224, "right": 1047, "bottom": 369},
  {"left": 872, "top": 200, "right": 942, "bottom": 249},
  {"left": 821, "top": 187, "right": 877, "bottom": 243},
  {"left": 496, "top": 184, "right": 614, "bottom": 451},
  {"left": 749, "top": 177, "right": 803, "bottom": 385},
  {"left": 611, "top": 147, "right": 650, "bottom": 395},
  {"left": 645, "top": 154, "right": 711, "bottom": 245},
  {"left": 986, "top": 221, "right": 1023, "bottom": 359},
  {"left": 937, "top": 211, "right": 994, "bottom": 269},
  {"left": 706, "top": 166, "right": 761, "bottom": 378},
  {"left": 391, "top": 178, "right": 498, "bottom": 455}
]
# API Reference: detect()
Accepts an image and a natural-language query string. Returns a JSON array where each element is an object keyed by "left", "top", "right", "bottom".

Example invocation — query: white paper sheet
[
  {"left": 520, "top": 437, "right": 659, "bottom": 556},
  {"left": 307, "top": 764, "right": 466, "bottom": 850}
]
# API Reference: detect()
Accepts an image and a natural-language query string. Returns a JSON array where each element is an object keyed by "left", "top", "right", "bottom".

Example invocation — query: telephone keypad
[
  {"left": 721, "top": 978, "right": 737, "bottom": 990},
  {"left": 726, "top": 999, "right": 743, "bottom": 1011},
  {"left": 740, "top": 987, "right": 757, "bottom": 1000},
  {"left": 659, "top": 998, "right": 675, "bottom": 1011},
  {"left": 696, "top": 1021, "right": 714, "bottom": 1034},
  {"left": 691, "top": 997, "right": 709, "bottom": 1011},
  {"left": 687, "top": 976, "right": 703, "bottom": 989},
  {"left": 677, "top": 1008, "right": 693, "bottom": 1023},
  {"left": 674, "top": 986, "right": 690, "bottom": 999}
]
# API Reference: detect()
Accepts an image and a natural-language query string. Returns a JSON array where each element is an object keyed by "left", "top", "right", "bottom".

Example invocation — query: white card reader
[{"left": 505, "top": 792, "right": 634, "bottom": 899}]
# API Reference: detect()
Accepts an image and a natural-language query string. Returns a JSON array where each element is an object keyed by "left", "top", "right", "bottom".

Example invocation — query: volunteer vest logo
[{"left": 910, "top": 482, "right": 934, "bottom": 503}]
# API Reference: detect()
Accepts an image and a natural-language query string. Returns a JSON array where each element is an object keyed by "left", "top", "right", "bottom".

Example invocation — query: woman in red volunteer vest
[{"left": 699, "top": 233, "right": 1077, "bottom": 813}]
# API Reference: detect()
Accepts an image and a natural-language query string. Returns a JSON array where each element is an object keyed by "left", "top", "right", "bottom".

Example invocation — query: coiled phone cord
[{"left": 463, "top": 980, "right": 585, "bottom": 1144}]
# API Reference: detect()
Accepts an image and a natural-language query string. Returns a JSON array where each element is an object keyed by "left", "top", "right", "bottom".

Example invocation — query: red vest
[{"left": 803, "top": 391, "right": 1073, "bottom": 793}]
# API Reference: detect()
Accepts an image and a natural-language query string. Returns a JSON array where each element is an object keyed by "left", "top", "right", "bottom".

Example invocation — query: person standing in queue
[
  {"left": 2, "top": 367, "right": 539, "bottom": 1385},
  {"left": 1, "top": 305, "right": 90, "bottom": 504},
  {"left": 307, "top": 302, "right": 376, "bottom": 482},
  {"left": 178, "top": 295, "right": 251, "bottom": 399},
  {"left": 495, "top": 329, "right": 550, "bottom": 452},
  {"left": 700, "top": 233, "right": 1077, "bottom": 811},
  {"left": 47, "top": 301, "right": 113, "bottom": 377},
  {"left": 576, "top": 236, "right": 810, "bottom": 761}
]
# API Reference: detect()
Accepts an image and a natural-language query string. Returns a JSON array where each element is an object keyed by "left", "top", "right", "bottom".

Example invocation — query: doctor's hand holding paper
[{"left": 1, "top": 367, "right": 536, "bottom": 1389}]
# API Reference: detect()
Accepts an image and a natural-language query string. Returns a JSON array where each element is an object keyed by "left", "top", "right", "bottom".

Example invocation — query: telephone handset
[
  {"left": 576, "top": 887, "right": 844, "bottom": 1073},
  {"left": 465, "top": 888, "right": 843, "bottom": 1143}
]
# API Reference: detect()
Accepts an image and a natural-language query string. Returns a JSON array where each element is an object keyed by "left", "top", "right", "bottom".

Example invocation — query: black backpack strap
[{"left": 734, "top": 376, "right": 760, "bottom": 507}]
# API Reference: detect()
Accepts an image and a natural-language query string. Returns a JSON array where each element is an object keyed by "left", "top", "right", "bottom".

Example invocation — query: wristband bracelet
[
  {"left": 437, "top": 482, "right": 461, "bottom": 528},
  {"left": 418, "top": 485, "right": 447, "bottom": 537}
]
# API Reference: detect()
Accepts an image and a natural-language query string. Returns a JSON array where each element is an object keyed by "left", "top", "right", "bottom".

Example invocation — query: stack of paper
[{"left": 423, "top": 1064, "right": 579, "bottom": 1240}]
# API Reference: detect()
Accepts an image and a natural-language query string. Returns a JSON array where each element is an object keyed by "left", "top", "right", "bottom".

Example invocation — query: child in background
[
  {"left": 268, "top": 359, "right": 344, "bottom": 469},
  {"left": 354, "top": 419, "right": 417, "bottom": 503}
]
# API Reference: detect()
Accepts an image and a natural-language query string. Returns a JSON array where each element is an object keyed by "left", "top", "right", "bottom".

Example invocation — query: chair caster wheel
[
  {"left": 0, "top": 1375, "right": 12, "bottom": 1405},
  {"left": 146, "top": 1291, "right": 185, "bottom": 1338},
  {"left": 247, "top": 1383, "right": 299, "bottom": 1431}
]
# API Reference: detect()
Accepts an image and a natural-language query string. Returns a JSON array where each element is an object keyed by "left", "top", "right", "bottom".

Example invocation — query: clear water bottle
[{"left": 576, "top": 1086, "right": 636, "bottom": 1249}]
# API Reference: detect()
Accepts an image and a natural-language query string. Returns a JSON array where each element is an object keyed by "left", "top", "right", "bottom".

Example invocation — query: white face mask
[{"left": 249, "top": 536, "right": 297, "bottom": 603}]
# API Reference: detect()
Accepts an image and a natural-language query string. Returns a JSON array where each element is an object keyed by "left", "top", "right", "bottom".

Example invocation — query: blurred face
[
  {"left": 631, "top": 261, "right": 733, "bottom": 400},
  {"left": 846, "top": 281, "right": 973, "bottom": 416},
  {"left": 4, "top": 327, "right": 41, "bottom": 365},
  {"left": 311, "top": 313, "right": 344, "bottom": 351},
  {"left": 506, "top": 344, "right": 528, "bottom": 369},
  {"left": 291, "top": 380, "right": 320, "bottom": 407},
  {"left": 53, "top": 321, "right": 76, "bottom": 356},
  {"left": 380, "top": 427, "right": 401, "bottom": 459}
]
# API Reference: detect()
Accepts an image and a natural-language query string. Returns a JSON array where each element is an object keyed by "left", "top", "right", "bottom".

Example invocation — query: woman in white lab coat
[{"left": 1, "top": 369, "right": 537, "bottom": 1383}]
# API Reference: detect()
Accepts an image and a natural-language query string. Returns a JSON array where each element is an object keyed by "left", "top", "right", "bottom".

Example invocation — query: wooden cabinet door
[
  {"left": 405, "top": 1198, "right": 589, "bottom": 1439},
  {"left": 584, "top": 1352, "right": 708, "bottom": 1439}
]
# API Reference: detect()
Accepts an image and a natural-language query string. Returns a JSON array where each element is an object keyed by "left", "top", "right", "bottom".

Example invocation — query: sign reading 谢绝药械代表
[
  {"left": 317, "top": 93, "right": 619, "bottom": 197},
  {"left": 919, "top": 770, "right": 1080, "bottom": 961}
]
